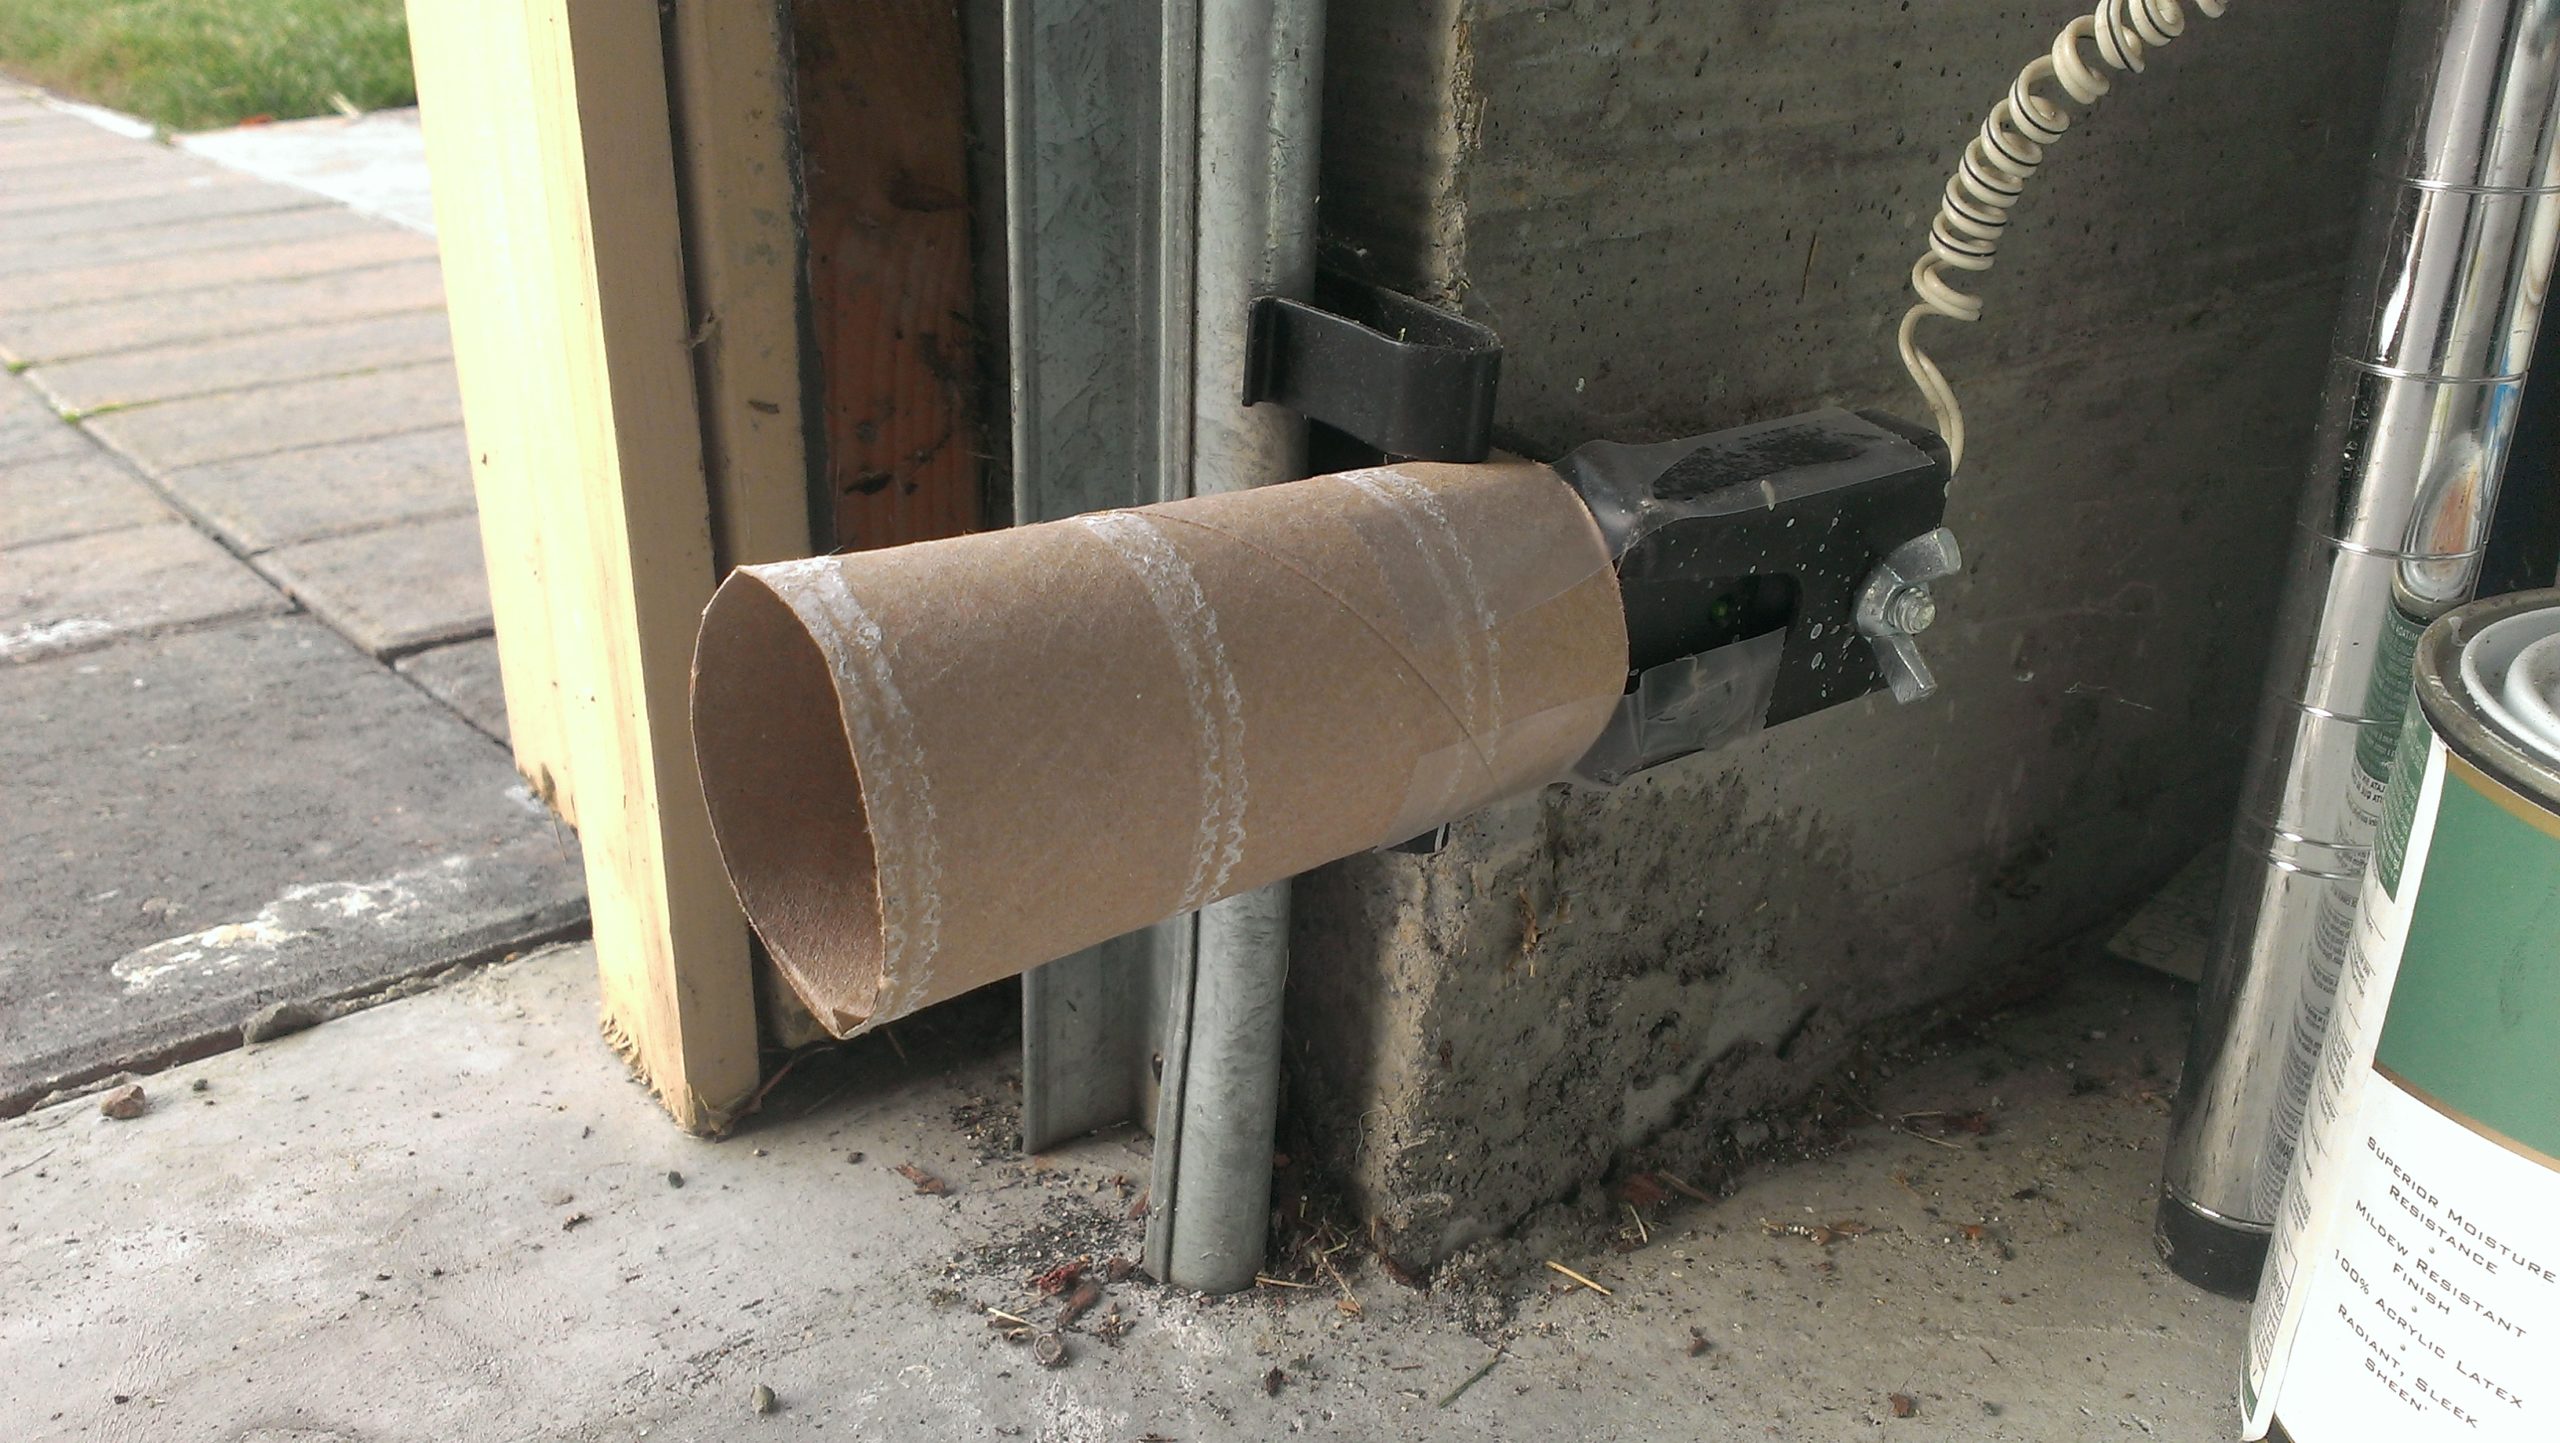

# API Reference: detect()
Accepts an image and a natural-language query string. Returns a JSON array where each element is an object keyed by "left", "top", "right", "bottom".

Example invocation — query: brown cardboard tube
[{"left": 691, "top": 459, "right": 1628, "bottom": 1036}]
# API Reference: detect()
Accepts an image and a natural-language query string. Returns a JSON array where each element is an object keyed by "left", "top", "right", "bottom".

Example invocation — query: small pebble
[
  {"left": 241, "top": 1001, "right": 320, "bottom": 1045},
  {"left": 751, "top": 1383, "right": 777, "bottom": 1415},
  {"left": 666, "top": 1170, "right": 685, "bottom": 1188},
  {"left": 189, "top": 1078, "right": 209, "bottom": 1094},
  {"left": 97, "top": 1083, "right": 146, "bottom": 1120}
]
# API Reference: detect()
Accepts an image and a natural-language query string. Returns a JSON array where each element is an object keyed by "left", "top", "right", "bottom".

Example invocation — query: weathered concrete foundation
[{"left": 1289, "top": 0, "right": 2402, "bottom": 1265}]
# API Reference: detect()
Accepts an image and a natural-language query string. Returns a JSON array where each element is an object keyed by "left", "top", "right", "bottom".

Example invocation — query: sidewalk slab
[
  {"left": 398, "top": 637, "right": 510, "bottom": 742},
  {"left": 0, "top": 257, "right": 446, "bottom": 365},
  {"left": 256, "top": 512, "right": 493, "bottom": 656},
  {"left": 0, "top": 151, "right": 204, "bottom": 210},
  {"left": 0, "top": 616, "right": 586, "bottom": 1113},
  {"left": 0, "top": 173, "right": 322, "bottom": 243},
  {"left": 0, "top": 106, "right": 98, "bottom": 133},
  {"left": 83, "top": 362, "right": 463, "bottom": 474},
  {"left": 0, "top": 449, "right": 176, "bottom": 550},
  {"left": 180, "top": 109, "right": 436, "bottom": 234},
  {"left": 0, "top": 224, "right": 434, "bottom": 314},
  {"left": 0, "top": 127, "right": 167, "bottom": 170},
  {"left": 27, "top": 309, "right": 454, "bottom": 413},
  {"left": 0, "top": 205, "right": 381, "bottom": 280},
  {"left": 0, "top": 948, "right": 2241, "bottom": 1442},
  {"left": 157, "top": 426, "right": 474, "bottom": 552},
  {"left": 0, "top": 374, "right": 89, "bottom": 465},
  {"left": 0, "top": 522, "right": 285, "bottom": 663}
]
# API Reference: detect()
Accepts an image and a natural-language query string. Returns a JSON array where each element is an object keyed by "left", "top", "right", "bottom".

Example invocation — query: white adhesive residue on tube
[
  {"left": 1344, "top": 469, "right": 1504, "bottom": 791},
  {"left": 1080, "top": 512, "right": 1250, "bottom": 910},
  {"left": 797, "top": 564, "right": 945, "bottom": 1026}
]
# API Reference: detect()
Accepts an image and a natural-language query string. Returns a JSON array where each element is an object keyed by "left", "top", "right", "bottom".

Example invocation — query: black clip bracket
[{"left": 1241, "top": 275, "right": 1502, "bottom": 462}]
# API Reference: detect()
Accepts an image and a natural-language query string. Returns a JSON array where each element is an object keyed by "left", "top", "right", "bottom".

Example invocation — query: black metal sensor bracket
[
  {"left": 1557, "top": 407, "right": 1960, "bottom": 785},
  {"left": 1241, "top": 274, "right": 1502, "bottom": 463}
]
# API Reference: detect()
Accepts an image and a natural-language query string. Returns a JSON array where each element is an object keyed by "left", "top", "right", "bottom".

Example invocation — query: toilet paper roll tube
[{"left": 691, "top": 458, "right": 1629, "bottom": 1036}]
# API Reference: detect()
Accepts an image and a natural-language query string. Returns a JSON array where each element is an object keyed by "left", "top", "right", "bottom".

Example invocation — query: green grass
[{"left": 0, "top": 0, "right": 413, "bottom": 132}]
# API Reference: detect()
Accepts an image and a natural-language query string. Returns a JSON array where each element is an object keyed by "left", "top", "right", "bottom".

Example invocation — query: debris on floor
[
  {"left": 1059, "top": 1279, "right": 1104, "bottom": 1325},
  {"left": 2, "top": 945, "right": 2246, "bottom": 1439},
  {"left": 95, "top": 1082, "right": 145, "bottom": 1120},
  {"left": 241, "top": 1000, "right": 321, "bottom": 1046},
  {"left": 1759, "top": 1216, "right": 1873, "bottom": 1246}
]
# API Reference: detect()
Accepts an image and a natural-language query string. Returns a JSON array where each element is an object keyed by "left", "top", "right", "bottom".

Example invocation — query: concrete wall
[{"left": 1289, "top": 0, "right": 2403, "bottom": 1265}]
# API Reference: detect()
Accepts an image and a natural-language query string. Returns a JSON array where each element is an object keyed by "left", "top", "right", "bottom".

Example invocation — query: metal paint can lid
[{"left": 2458, "top": 608, "right": 2560, "bottom": 765}]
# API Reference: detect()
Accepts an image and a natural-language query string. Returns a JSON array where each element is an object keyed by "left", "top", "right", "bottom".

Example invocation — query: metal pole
[
  {"left": 2160, "top": 0, "right": 2560, "bottom": 1294},
  {"left": 1150, "top": 0, "right": 1326, "bottom": 1294}
]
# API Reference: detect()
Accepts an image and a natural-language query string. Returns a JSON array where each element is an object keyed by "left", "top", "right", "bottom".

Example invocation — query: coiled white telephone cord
[{"left": 1898, "top": 0, "right": 2231, "bottom": 473}]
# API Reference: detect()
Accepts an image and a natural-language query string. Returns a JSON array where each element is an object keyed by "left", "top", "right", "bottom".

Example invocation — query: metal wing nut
[{"left": 1854, "top": 527, "right": 1963, "bottom": 704}]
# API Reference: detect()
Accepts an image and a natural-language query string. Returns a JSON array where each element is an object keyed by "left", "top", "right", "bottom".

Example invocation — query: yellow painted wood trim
[{"left": 409, "top": 0, "right": 762, "bottom": 1130}]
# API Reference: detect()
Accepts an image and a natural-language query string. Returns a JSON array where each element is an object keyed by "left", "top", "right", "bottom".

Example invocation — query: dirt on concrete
[{"left": 2, "top": 943, "right": 2239, "bottom": 1440}]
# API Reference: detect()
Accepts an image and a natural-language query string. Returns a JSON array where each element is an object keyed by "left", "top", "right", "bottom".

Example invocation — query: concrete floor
[{"left": 2, "top": 944, "right": 2247, "bottom": 1441}]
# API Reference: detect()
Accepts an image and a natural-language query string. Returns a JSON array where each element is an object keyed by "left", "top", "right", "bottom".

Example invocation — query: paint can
[{"left": 2244, "top": 588, "right": 2560, "bottom": 1442}]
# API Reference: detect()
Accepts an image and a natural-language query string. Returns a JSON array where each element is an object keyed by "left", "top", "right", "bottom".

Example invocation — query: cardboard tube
[{"left": 691, "top": 459, "right": 1628, "bottom": 1036}]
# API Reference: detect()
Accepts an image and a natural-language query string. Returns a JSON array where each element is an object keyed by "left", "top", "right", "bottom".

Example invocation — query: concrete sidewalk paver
[
  {"left": 158, "top": 425, "right": 474, "bottom": 552},
  {"left": 398, "top": 637, "right": 511, "bottom": 743},
  {"left": 0, "top": 128, "right": 168, "bottom": 169},
  {"left": 84, "top": 360, "right": 463, "bottom": 473},
  {"left": 0, "top": 521, "right": 286, "bottom": 663},
  {"left": 0, "top": 203, "right": 380, "bottom": 280},
  {"left": 0, "top": 172, "right": 322, "bottom": 243},
  {"left": 0, "top": 222, "right": 432, "bottom": 313},
  {"left": 256, "top": 512, "right": 494, "bottom": 657},
  {"left": 0, "top": 255, "right": 445, "bottom": 365},
  {"left": 0, "top": 617, "right": 585, "bottom": 1112},
  {"left": 27, "top": 309, "right": 453, "bottom": 413},
  {"left": 0, "top": 450, "right": 176, "bottom": 549},
  {"left": 0, "top": 375, "right": 91, "bottom": 464},
  {"left": 0, "top": 151, "right": 207, "bottom": 206},
  {"left": 0, "top": 94, "right": 585, "bottom": 1109}
]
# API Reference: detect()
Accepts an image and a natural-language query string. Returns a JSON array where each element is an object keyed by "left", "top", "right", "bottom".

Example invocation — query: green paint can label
[{"left": 2245, "top": 593, "right": 2560, "bottom": 1442}]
